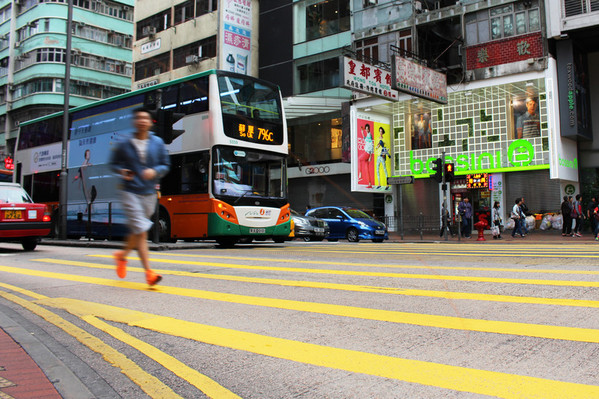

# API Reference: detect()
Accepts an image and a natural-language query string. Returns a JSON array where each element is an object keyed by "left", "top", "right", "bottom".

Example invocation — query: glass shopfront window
[{"left": 288, "top": 117, "right": 343, "bottom": 166}]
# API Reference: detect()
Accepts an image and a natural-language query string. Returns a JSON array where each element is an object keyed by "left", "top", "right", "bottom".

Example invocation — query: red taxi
[{"left": 0, "top": 183, "right": 51, "bottom": 250}]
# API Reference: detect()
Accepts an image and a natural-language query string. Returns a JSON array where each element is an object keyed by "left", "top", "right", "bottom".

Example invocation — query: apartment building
[
  {"left": 0, "top": 0, "right": 134, "bottom": 158},
  {"left": 132, "top": 0, "right": 259, "bottom": 90}
]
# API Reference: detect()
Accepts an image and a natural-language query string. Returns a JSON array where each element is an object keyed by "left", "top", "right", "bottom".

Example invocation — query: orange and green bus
[{"left": 15, "top": 70, "right": 290, "bottom": 246}]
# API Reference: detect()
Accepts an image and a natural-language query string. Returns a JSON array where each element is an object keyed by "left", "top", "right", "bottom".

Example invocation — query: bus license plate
[
  {"left": 5, "top": 210, "right": 22, "bottom": 219},
  {"left": 314, "top": 227, "right": 325, "bottom": 233},
  {"left": 375, "top": 230, "right": 385, "bottom": 235},
  {"left": 249, "top": 228, "right": 265, "bottom": 234}
]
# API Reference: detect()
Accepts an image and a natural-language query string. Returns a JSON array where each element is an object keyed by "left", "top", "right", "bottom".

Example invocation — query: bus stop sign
[{"left": 387, "top": 176, "right": 414, "bottom": 185}]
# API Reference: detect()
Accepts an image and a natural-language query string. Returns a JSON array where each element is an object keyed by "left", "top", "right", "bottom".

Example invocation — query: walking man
[{"left": 110, "top": 108, "right": 171, "bottom": 286}]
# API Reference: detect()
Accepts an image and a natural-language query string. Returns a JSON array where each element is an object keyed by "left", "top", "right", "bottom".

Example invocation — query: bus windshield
[
  {"left": 218, "top": 75, "right": 281, "bottom": 123},
  {"left": 213, "top": 146, "right": 286, "bottom": 204}
]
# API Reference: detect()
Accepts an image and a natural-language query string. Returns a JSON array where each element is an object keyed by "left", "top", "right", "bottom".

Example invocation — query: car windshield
[
  {"left": 0, "top": 186, "right": 32, "bottom": 203},
  {"left": 345, "top": 209, "right": 373, "bottom": 219},
  {"left": 290, "top": 209, "right": 301, "bottom": 216}
]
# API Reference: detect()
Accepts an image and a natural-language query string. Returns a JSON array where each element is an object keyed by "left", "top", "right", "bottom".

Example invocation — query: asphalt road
[{"left": 1, "top": 240, "right": 599, "bottom": 398}]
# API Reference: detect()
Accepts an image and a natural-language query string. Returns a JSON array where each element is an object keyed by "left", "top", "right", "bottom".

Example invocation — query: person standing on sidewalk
[
  {"left": 439, "top": 203, "right": 453, "bottom": 237},
  {"left": 587, "top": 196, "right": 597, "bottom": 235},
  {"left": 110, "top": 107, "right": 171, "bottom": 286},
  {"left": 561, "top": 196, "right": 572, "bottom": 237},
  {"left": 492, "top": 201, "right": 503, "bottom": 239},
  {"left": 572, "top": 194, "right": 584, "bottom": 237},
  {"left": 458, "top": 197, "right": 472, "bottom": 238},
  {"left": 511, "top": 198, "right": 525, "bottom": 238},
  {"left": 519, "top": 197, "right": 530, "bottom": 235}
]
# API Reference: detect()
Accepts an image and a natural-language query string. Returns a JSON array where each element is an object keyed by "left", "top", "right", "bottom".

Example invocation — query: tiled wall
[{"left": 392, "top": 79, "right": 550, "bottom": 176}]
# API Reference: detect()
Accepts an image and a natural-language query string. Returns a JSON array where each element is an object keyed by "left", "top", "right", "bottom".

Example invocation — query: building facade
[
  {"left": 0, "top": 0, "right": 134, "bottom": 159},
  {"left": 343, "top": 0, "right": 597, "bottom": 232},
  {"left": 132, "top": 0, "right": 259, "bottom": 90}
]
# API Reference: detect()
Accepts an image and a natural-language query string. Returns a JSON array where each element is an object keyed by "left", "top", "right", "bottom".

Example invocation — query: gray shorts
[{"left": 121, "top": 191, "right": 157, "bottom": 234}]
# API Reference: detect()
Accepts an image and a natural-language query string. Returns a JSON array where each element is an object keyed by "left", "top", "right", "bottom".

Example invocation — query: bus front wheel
[{"left": 152, "top": 210, "right": 175, "bottom": 243}]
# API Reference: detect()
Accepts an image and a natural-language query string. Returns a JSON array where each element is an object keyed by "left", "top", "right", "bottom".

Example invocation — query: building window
[
  {"left": 195, "top": 0, "right": 217, "bottom": 17},
  {"left": 135, "top": 52, "right": 170, "bottom": 81},
  {"left": 72, "top": 0, "right": 133, "bottom": 21},
  {"left": 173, "top": 36, "right": 216, "bottom": 69},
  {"left": 0, "top": 5, "right": 11, "bottom": 24},
  {"left": 564, "top": 0, "right": 599, "bottom": 17},
  {"left": 305, "top": 0, "right": 350, "bottom": 41},
  {"left": 73, "top": 23, "right": 132, "bottom": 48},
  {"left": 297, "top": 57, "right": 340, "bottom": 94},
  {"left": 465, "top": 0, "right": 540, "bottom": 46},
  {"left": 137, "top": 9, "right": 171, "bottom": 39},
  {"left": 175, "top": 0, "right": 194, "bottom": 25},
  {"left": 289, "top": 117, "right": 343, "bottom": 165},
  {"left": 363, "top": 0, "right": 377, "bottom": 7},
  {"left": 36, "top": 48, "right": 66, "bottom": 63}
]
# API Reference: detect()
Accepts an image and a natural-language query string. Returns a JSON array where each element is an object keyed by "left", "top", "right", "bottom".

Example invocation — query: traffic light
[
  {"left": 444, "top": 162, "right": 455, "bottom": 183},
  {"left": 431, "top": 157, "right": 443, "bottom": 183},
  {"left": 153, "top": 110, "right": 186, "bottom": 144}
]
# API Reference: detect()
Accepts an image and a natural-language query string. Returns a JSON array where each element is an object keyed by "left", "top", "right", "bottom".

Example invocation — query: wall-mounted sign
[
  {"left": 137, "top": 80, "right": 159, "bottom": 90},
  {"left": 466, "top": 173, "right": 489, "bottom": 189},
  {"left": 392, "top": 55, "right": 447, "bottom": 104},
  {"left": 341, "top": 56, "right": 398, "bottom": 101},
  {"left": 141, "top": 38, "right": 161, "bottom": 54}
]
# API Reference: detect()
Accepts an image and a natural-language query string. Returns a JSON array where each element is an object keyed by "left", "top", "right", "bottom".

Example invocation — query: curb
[{"left": 0, "top": 310, "right": 94, "bottom": 399}]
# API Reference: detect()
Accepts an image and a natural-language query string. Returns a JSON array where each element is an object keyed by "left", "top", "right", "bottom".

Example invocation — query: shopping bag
[{"left": 490, "top": 225, "right": 500, "bottom": 237}]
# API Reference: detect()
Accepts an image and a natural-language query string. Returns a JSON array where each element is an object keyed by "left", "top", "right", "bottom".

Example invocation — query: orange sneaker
[
  {"left": 146, "top": 270, "right": 162, "bottom": 286},
  {"left": 114, "top": 251, "right": 127, "bottom": 278}
]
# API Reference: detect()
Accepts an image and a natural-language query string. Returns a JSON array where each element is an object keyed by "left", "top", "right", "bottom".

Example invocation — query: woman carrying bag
[{"left": 492, "top": 201, "right": 503, "bottom": 239}]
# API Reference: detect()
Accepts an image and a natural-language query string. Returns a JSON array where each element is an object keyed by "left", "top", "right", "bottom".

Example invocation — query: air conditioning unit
[
  {"left": 365, "top": 0, "right": 377, "bottom": 6},
  {"left": 142, "top": 26, "right": 157, "bottom": 38},
  {"left": 185, "top": 55, "right": 200, "bottom": 64}
]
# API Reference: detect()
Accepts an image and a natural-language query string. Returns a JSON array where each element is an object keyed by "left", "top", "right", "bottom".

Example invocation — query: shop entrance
[{"left": 450, "top": 184, "right": 492, "bottom": 231}]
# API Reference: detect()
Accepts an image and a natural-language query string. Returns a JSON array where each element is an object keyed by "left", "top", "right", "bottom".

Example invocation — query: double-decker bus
[{"left": 15, "top": 70, "right": 290, "bottom": 246}]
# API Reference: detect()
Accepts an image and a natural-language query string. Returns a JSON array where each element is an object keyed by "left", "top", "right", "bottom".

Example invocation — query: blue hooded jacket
[{"left": 109, "top": 133, "right": 170, "bottom": 195}]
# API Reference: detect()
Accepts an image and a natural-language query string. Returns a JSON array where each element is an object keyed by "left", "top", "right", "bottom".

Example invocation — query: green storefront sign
[{"left": 409, "top": 139, "right": 548, "bottom": 177}]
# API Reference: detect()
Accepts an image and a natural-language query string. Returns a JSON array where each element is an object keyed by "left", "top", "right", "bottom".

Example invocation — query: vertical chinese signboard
[{"left": 220, "top": 0, "right": 252, "bottom": 75}]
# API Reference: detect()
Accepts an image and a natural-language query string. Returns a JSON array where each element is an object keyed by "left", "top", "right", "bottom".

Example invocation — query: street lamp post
[{"left": 59, "top": 0, "right": 73, "bottom": 239}]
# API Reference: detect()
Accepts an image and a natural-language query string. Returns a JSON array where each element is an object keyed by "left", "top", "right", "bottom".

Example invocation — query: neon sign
[{"left": 466, "top": 173, "right": 488, "bottom": 189}]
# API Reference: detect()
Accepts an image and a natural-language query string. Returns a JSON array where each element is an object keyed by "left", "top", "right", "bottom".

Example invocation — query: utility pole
[
  {"left": 59, "top": 0, "right": 73, "bottom": 239},
  {"left": 441, "top": 151, "right": 448, "bottom": 241}
]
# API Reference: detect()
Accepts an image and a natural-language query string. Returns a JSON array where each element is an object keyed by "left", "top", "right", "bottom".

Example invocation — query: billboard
[
  {"left": 220, "top": 0, "right": 252, "bottom": 75},
  {"left": 392, "top": 55, "right": 447, "bottom": 104},
  {"left": 351, "top": 112, "right": 392, "bottom": 193}
]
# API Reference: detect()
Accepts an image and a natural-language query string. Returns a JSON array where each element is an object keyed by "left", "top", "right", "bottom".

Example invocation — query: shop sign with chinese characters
[
  {"left": 341, "top": 56, "right": 398, "bottom": 101},
  {"left": 392, "top": 55, "right": 448, "bottom": 104}
]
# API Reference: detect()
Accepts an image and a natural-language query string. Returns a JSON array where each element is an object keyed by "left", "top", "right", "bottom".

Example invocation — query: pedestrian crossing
[{"left": 0, "top": 242, "right": 598, "bottom": 398}]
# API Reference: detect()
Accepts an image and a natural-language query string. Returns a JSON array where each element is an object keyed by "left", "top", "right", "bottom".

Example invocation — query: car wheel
[
  {"left": 22, "top": 237, "right": 38, "bottom": 251},
  {"left": 372, "top": 239, "right": 384, "bottom": 243},
  {"left": 347, "top": 228, "right": 359, "bottom": 242}
]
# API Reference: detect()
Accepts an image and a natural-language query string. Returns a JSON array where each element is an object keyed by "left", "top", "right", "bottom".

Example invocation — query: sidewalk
[
  {"left": 387, "top": 228, "right": 599, "bottom": 244},
  {"left": 0, "top": 311, "right": 92, "bottom": 399}
]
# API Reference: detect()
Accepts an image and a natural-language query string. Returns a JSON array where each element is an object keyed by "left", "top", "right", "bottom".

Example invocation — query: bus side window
[{"left": 180, "top": 152, "right": 208, "bottom": 194}]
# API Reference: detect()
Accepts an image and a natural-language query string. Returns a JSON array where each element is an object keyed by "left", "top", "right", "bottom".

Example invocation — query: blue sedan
[{"left": 305, "top": 206, "right": 388, "bottom": 242}]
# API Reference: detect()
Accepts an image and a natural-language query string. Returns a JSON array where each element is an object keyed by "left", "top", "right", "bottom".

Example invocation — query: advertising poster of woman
[{"left": 353, "top": 112, "right": 391, "bottom": 192}]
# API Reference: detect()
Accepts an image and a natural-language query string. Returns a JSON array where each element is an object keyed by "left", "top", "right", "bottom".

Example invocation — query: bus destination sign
[
  {"left": 223, "top": 115, "right": 283, "bottom": 145},
  {"left": 466, "top": 173, "right": 489, "bottom": 189},
  {"left": 237, "top": 123, "right": 275, "bottom": 143}
]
